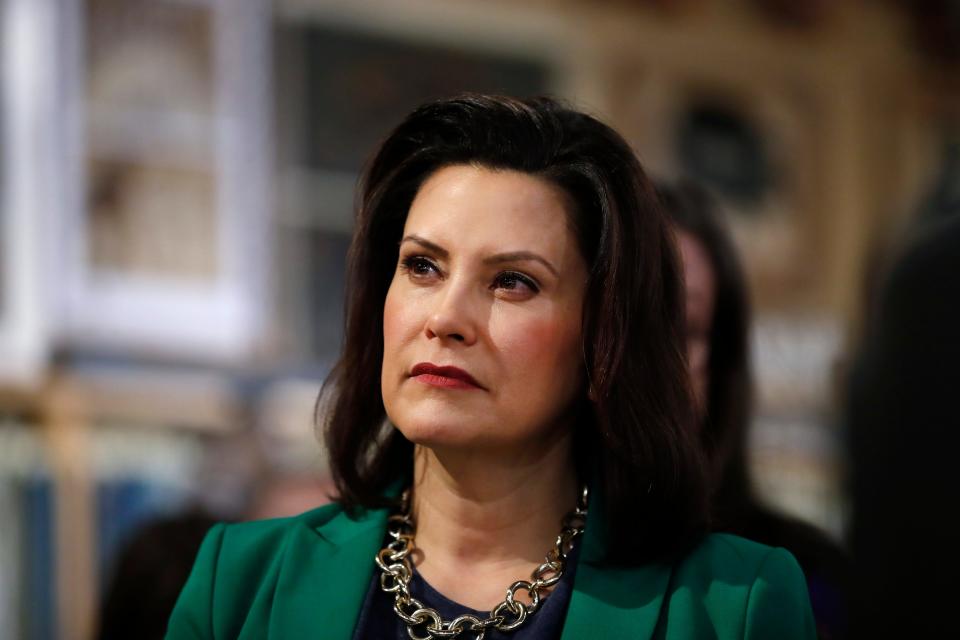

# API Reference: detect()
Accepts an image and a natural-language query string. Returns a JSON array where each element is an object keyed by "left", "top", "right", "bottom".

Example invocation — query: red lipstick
[{"left": 410, "top": 363, "right": 483, "bottom": 390}]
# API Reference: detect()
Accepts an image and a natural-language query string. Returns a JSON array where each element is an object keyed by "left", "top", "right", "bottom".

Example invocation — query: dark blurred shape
[
  {"left": 659, "top": 181, "right": 849, "bottom": 639},
  {"left": 97, "top": 511, "right": 219, "bottom": 640},
  {"left": 676, "top": 102, "right": 774, "bottom": 208},
  {"left": 752, "top": 0, "right": 831, "bottom": 28},
  {"left": 847, "top": 214, "right": 960, "bottom": 638},
  {"left": 917, "top": 137, "right": 960, "bottom": 225},
  {"left": 854, "top": 141, "right": 960, "bottom": 335},
  {"left": 608, "top": 0, "right": 702, "bottom": 14},
  {"left": 895, "top": 0, "right": 960, "bottom": 66}
]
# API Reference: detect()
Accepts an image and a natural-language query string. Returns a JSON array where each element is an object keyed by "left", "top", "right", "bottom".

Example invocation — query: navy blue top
[{"left": 352, "top": 545, "right": 580, "bottom": 639}]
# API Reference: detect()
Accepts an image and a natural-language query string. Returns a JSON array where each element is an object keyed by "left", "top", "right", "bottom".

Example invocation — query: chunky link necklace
[{"left": 375, "top": 486, "right": 589, "bottom": 640}]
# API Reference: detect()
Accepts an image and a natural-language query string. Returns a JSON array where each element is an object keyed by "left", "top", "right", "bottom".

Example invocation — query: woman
[
  {"left": 167, "top": 95, "right": 814, "bottom": 639},
  {"left": 659, "top": 182, "right": 847, "bottom": 638}
]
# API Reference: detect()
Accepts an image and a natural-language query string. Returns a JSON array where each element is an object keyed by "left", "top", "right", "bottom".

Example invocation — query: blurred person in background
[
  {"left": 97, "top": 511, "right": 219, "bottom": 640},
  {"left": 166, "top": 95, "right": 814, "bottom": 639},
  {"left": 659, "top": 182, "right": 848, "bottom": 639},
  {"left": 847, "top": 213, "right": 960, "bottom": 638}
]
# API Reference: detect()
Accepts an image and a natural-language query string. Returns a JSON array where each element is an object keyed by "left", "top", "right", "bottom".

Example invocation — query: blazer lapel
[
  {"left": 561, "top": 494, "right": 673, "bottom": 640},
  {"left": 562, "top": 561, "right": 672, "bottom": 639},
  {"left": 268, "top": 505, "right": 389, "bottom": 640}
]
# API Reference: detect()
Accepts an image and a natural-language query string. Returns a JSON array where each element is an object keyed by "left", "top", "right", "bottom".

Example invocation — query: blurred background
[{"left": 0, "top": 0, "right": 957, "bottom": 638}]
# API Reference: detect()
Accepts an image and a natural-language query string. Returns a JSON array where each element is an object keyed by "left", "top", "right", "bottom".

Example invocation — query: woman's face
[
  {"left": 677, "top": 229, "right": 716, "bottom": 418},
  {"left": 381, "top": 164, "right": 589, "bottom": 454}
]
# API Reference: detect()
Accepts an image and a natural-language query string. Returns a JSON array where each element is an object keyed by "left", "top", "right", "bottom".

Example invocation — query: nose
[{"left": 424, "top": 279, "right": 478, "bottom": 345}]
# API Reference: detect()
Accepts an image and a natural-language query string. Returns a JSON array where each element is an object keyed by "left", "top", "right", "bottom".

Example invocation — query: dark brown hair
[
  {"left": 321, "top": 94, "right": 707, "bottom": 564},
  {"left": 656, "top": 181, "right": 752, "bottom": 503}
]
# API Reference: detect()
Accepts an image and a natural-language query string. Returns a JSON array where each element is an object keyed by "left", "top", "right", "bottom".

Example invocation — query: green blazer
[{"left": 166, "top": 502, "right": 815, "bottom": 639}]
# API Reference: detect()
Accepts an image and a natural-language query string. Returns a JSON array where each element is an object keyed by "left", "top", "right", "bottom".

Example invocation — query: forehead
[{"left": 404, "top": 165, "right": 575, "bottom": 253}]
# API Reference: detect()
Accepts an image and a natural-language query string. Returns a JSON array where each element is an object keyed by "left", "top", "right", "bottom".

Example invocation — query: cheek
[
  {"left": 383, "top": 283, "right": 421, "bottom": 343},
  {"left": 382, "top": 284, "right": 419, "bottom": 378},
  {"left": 493, "top": 310, "right": 583, "bottom": 391},
  {"left": 382, "top": 288, "right": 402, "bottom": 351}
]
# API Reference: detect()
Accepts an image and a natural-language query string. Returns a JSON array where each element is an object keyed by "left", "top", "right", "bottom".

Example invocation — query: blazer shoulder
[
  {"left": 684, "top": 533, "right": 789, "bottom": 577},
  {"left": 675, "top": 532, "right": 812, "bottom": 601},
  {"left": 658, "top": 534, "right": 816, "bottom": 639},
  {"left": 193, "top": 502, "right": 345, "bottom": 578},
  {"left": 199, "top": 502, "right": 349, "bottom": 596},
  {"left": 166, "top": 502, "right": 348, "bottom": 639}
]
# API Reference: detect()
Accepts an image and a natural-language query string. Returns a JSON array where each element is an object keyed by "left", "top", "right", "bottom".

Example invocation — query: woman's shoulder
[
  {"left": 191, "top": 503, "right": 346, "bottom": 566},
  {"left": 657, "top": 533, "right": 816, "bottom": 638},
  {"left": 166, "top": 502, "right": 372, "bottom": 639},
  {"left": 680, "top": 532, "right": 802, "bottom": 576},
  {"left": 671, "top": 532, "right": 811, "bottom": 600}
]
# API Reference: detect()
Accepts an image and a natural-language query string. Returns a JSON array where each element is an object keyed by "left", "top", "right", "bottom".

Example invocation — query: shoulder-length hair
[
  {"left": 321, "top": 94, "right": 708, "bottom": 564},
  {"left": 656, "top": 182, "right": 753, "bottom": 524}
]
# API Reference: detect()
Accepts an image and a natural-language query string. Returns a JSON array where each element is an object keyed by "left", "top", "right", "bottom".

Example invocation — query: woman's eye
[
  {"left": 492, "top": 271, "right": 539, "bottom": 295},
  {"left": 400, "top": 256, "right": 439, "bottom": 279}
]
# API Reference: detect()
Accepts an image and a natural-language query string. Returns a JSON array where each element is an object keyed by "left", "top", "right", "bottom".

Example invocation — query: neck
[{"left": 409, "top": 431, "right": 578, "bottom": 609}]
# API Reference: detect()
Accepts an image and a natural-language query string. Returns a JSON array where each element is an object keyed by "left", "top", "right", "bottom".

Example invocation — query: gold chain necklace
[{"left": 375, "top": 486, "right": 589, "bottom": 640}]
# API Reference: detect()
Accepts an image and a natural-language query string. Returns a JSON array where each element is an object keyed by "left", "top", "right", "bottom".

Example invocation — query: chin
[
  {"left": 389, "top": 402, "right": 489, "bottom": 449},
  {"left": 393, "top": 414, "right": 471, "bottom": 447},
  {"left": 388, "top": 386, "right": 468, "bottom": 426}
]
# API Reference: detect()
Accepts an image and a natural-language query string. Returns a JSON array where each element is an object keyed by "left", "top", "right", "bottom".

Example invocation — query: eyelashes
[
  {"left": 492, "top": 271, "right": 540, "bottom": 294},
  {"left": 399, "top": 255, "right": 541, "bottom": 295},
  {"left": 400, "top": 255, "right": 438, "bottom": 278}
]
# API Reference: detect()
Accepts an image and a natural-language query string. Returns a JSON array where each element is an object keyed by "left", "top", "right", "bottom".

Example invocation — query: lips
[{"left": 410, "top": 362, "right": 484, "bottom": 390}]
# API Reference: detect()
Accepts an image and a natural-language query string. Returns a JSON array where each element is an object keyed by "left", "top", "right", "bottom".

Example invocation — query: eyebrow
[{"left": 400, "top": 234, "right": 559, "bottom": 277}]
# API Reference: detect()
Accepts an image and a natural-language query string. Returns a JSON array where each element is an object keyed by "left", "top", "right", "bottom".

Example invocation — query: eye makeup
[{"left": 398, "top": 253, "right": 540, "bottom": 297}]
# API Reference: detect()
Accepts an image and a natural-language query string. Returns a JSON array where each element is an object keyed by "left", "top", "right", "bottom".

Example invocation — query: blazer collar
[{"left": 560, "top": 488, "right": 673, "bottom": 639}]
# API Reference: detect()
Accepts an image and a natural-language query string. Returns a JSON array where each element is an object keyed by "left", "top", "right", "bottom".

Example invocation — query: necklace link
[{"left": 376, "top": 486, "right": 589, "bottom": 639}]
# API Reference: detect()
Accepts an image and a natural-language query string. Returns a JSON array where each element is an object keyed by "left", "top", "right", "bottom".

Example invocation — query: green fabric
[{"left": 166, "top": 503, "right": 815, "bottom": 639}]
